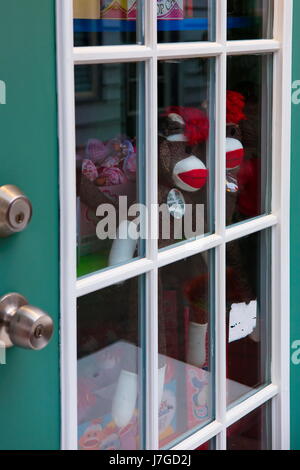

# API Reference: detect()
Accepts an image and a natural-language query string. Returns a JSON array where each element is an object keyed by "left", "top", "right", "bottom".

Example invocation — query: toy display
[
  {"left": 76, "top": 84, "right": 264, "bottom": 443},
  {"left": 77, "top": 134, "right": 138, "bottom": 275},
  {"left": 225, "top": 54, "right": 271, "bottom": 406},
  {"left": 157, "top": 105, "right": 209, "bottom": 248},
  {"left": 80, "top": 136, "right": 137, "bottom": 204},
  {"left": 77, "top": 342, "right": 211, "bottom": 450},
  {"left": 105, "top": 105, "right": 212, "bottom": 437},
  {"left": 77, "top": 101, "right": 214, "bottom": 447},
  {"left": 76, "top": 48, "right": 269, "bottom": 448},
  {"left": 225, "top": 90, "right": 246, "bottom": 224}
]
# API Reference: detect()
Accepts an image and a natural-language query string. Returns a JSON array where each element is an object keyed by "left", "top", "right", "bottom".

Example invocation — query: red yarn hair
[
  {"left": 164, "top": 106, "right": 210, "bottom": 146},
  {"left": 226, "top": 91, "right": 246, "bottom": 125}
]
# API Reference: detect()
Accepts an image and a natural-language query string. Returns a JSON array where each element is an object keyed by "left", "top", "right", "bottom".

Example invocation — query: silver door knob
[
  {"left": 0, "top": 293, "right": 53, "bottom": 350},
  {"left": 0, "top": 185, "right": 32, "bottom": 237}
]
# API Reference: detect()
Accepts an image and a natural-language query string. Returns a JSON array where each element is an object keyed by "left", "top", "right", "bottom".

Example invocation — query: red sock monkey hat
[{"left": 163, "top": 106, "right": 210, "bottom": 146}]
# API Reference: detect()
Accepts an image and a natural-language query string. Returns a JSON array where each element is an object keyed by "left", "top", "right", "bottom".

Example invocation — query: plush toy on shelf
[{"left": 80, "top": 136, "right": 137, "bottom": 205}]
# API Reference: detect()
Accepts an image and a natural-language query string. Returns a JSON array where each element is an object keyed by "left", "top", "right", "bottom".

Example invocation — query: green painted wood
[
  {"left": 291, "top": 0, "right": 300, "bottom": 452},
  {"left": 0, "top": 1, "right": 60, "bottom": 450}
]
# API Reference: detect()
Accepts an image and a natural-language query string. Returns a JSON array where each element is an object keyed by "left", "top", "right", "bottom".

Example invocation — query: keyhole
[
  {"left": 15, "top": 212, "right": 25, "bottom": 224},
  {"left": 34, "top": 325, "right": 44, "bottom": 338}
]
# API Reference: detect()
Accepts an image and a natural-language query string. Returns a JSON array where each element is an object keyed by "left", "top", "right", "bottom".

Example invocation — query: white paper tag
[{"left": 229, "top": 301, "right": 257, "bottom": 343}]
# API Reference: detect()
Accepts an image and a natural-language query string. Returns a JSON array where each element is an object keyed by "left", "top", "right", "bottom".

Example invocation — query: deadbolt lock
[
  {"left": 0, "top": 185, "right": 32, "bottom": 237},
  {"left": 0, "top": 293, "right": 54, "bottom": 350}
]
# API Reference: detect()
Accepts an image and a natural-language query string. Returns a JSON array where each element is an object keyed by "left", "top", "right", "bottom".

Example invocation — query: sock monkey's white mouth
[
  {"left": 226, "top": 137, "right": 244, "bottom": 169},
  {"left": 178, "top": 169, "right": 208, "bottom": 189},
  {"left": 173, "top": 155, "right": 208, "bottom": 192}
]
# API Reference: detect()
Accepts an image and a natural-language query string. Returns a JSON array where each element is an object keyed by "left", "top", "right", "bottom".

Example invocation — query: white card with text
[{"left": 229, "top": 301, "right": 257, "bottom": 343}]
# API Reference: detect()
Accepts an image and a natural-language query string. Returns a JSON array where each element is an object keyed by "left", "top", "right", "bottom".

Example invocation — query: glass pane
[
  {"left": 226, "top": 54, "right": 272, "bottom": 226},
  {"left": 73, "top": 0, "right": 144, "bottom": 46},
  {"left": 227, "top": 0, "right": 273, "bottom": 40},
  {"left": 227, "top": 402, "right": 272, "bottom": 450},
  {"left": 158, "top": 0, "right": 215, "bottom": 43},
  {"left": 158, "top": 58, "right": 215, "bottom": 250},
  {"left": 77, "top": 276, "right": 145, "bottom": 450},
  {"left": 226, "top": 230, "right": 271, "bottom": 407},
  {"left": 75, "top": 62, "right": 145, "bottom": 277},
  {"left": 158, "top": 251, "right": 214, "bottom": 448}
]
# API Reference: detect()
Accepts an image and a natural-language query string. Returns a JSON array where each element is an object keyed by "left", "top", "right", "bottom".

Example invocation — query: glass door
[{"left": 57, "top": 0, "right": 292, "bottom": 450}]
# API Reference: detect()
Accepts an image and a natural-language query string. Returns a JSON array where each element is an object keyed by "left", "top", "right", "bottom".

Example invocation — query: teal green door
[
  {"left": 291, "top": 0, "right": 300, "bottom": 452},
  {"left": 2, "top": 0, "right": 300, "bottom": 452},
  {"left": 0, "top": 1, "right": 60, "bottom": 450}
]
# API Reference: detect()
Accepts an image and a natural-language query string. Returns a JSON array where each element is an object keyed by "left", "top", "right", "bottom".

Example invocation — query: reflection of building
[
  {"left": 157, "top": 1, "right": 184, "bottom": 20},
  {"left": 74, "top": 0, "right": 100, "bottom": 19},
  {"left": 101, "top": 1, "right": 136, "bottom": 20}
]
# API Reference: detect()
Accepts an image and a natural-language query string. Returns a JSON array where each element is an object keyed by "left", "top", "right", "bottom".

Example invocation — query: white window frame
[{"left": 56, "top": 0, "right": 292, "bottom": 450}]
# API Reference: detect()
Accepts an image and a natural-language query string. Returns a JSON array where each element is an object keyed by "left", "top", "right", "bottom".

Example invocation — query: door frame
[{"left": 56, "top": 0, "right": 292, "bottom": 450}]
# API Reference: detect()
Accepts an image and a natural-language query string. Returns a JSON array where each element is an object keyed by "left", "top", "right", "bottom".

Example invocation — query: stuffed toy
[
  {"left": 226, "top": 90, "right": 246, "bottom": 224},
  {"left": 225, "top": 90, "right": 258, "bottom": 309},
  {"left": 109, "top": 105, "right": 211, "bottom": 428},
  {"left": 109, "top": 97, "right": 256, "bottom": 428},
  {"left": 225, "top": 91, "right": 264, "bottom": 396},
  {"left": 78, "top": 92, "right": 258, "bottom": 433}
]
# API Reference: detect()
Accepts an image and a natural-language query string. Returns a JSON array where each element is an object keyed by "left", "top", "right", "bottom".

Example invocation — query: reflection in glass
[
  {"left": 226, "top": 54, "right": 272, "bottom": 226},
  {"left": 226, "top": 230, "right": 271, "bottom": 407},
  {"left": 157, "top": 0, "right": 215, "bottom": 43},
  {"left": 227, "top": 0, "right": 273, "bottom": 40},
  {"left": 158, "top": 58, "right": 215, "bottom": 250},
  {"left": 159, "top": 252, "right": 214, "bottom": 448},
  {"left": 73, "top": 0, "right": 144, "bottom": 46},
  {"left": 75, "top": 62, "right": 145, "bottom": 277},
  {"left": 77, "top": 277, "right": 145, "bottom": 450},
  {"left": 227, "top": 402, "right": 272, "bottom": 450}
]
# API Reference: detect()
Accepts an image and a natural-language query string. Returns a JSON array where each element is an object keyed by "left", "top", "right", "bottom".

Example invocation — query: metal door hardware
[
  {"left": 0, "top": 185, "right": 32, "bottom": 237},
  {"left": 0, "top": 293, "right": 53, "bottom": 350}
]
